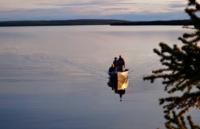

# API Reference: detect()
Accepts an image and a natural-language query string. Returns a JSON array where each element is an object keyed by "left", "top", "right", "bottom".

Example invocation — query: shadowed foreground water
[{"left": 1, "top": 26, "right": 198, "bottom": 129}]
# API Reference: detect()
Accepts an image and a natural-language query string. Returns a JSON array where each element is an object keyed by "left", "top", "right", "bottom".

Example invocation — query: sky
[{"left": 0, "top": 0, "right": 191, "bottom": 21}]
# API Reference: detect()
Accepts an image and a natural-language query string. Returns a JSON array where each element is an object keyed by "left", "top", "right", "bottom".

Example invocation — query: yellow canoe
[{"left": 117, "top": 71, "right": 129, "bottom": 90}]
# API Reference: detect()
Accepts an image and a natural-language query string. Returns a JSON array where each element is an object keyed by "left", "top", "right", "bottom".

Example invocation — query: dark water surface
[{"left": 0, "top": 26, "right": 194, "bottom": 129}]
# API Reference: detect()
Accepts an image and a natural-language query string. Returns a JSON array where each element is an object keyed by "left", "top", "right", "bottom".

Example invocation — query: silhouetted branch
[{"left": 165, "top": 111, "right": 200, "bottom": 129}]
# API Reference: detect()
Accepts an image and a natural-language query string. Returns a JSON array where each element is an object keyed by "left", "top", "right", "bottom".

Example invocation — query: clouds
[{"left": 0, "top": 0, "right": 188, "bottom": 21}]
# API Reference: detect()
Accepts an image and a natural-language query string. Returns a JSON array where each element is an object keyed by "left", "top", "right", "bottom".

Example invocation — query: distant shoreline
[{"left": 0, "top": 19, "right": 194, "bottom": 27}]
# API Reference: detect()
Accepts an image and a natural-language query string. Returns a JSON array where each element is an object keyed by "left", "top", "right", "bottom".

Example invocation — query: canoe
[{"left": 117, "top": 71, "right": 129, "bottom": 90}]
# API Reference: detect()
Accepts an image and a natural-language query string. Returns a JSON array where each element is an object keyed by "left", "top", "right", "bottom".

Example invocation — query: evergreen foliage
[{"left": 143, "top": 0, "right": 200, "bottom": 128}]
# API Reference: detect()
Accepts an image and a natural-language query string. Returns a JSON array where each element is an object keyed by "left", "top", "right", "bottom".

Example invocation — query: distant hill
[
  {"left": 110, "top": 19, "right": 192, "bottom": 26},
  {"left": 0, "top": 19, "right": 127, "bottom": 27},
  {"left": 0, "top": 19, "right": 195, "bottom": 27}
]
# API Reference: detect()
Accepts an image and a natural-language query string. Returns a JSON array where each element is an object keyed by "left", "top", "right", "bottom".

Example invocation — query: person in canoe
[
  {"left": 117, "top": 55, "right": 125, "bottom": 72},
  {"left": 113, "top": 57, "right": 118, "bottom": 71},
  {"left": 108, "top": 64, "right": 116, "bottom": 75}
]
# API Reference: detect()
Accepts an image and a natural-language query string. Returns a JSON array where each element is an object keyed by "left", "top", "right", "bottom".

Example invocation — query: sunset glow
[{"left": 0, "top": 0, "right": 189, "bottom": 21}]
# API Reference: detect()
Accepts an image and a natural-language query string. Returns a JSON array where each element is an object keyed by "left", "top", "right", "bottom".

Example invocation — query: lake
[{"left": 0, "top": 26, "right": 197, "bottom": 129}]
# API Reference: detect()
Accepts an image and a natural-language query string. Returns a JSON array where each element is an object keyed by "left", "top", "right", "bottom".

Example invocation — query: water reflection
[
  {"left": 144, "top": 0, "right": 200, "bottom": 128},
  {"left": 107, "top": 70, "right": 129, "bottom": 101}
]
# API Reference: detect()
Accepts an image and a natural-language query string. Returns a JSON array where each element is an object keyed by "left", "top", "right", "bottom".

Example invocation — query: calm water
[{"left": 0, "top": 26, "right": 197, "bottom": 129}]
